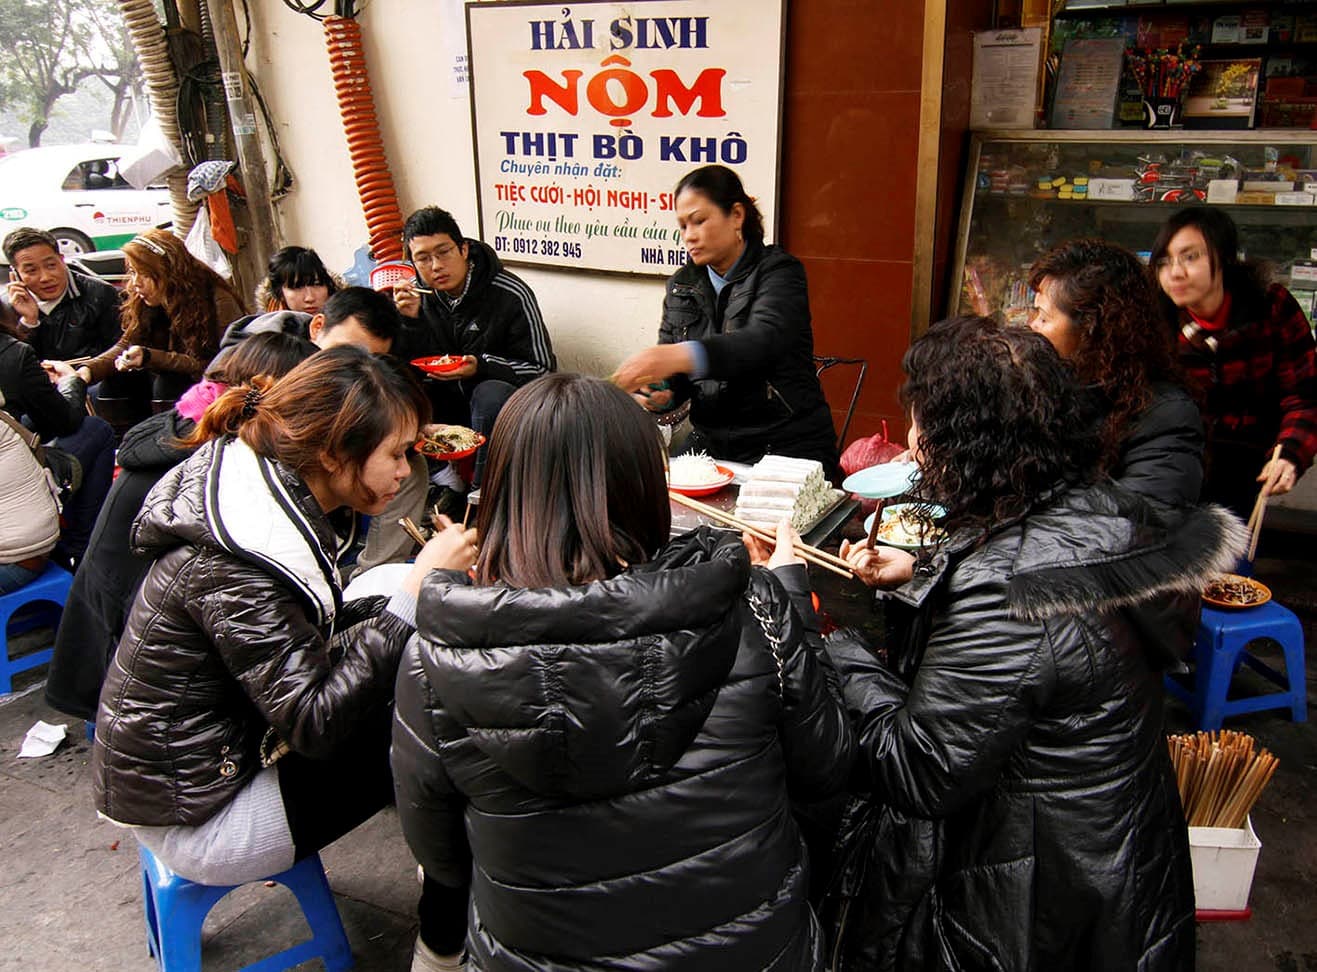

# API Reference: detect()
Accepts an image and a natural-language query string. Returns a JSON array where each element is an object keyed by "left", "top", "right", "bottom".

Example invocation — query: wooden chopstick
[
  {"left": 1167, "top": 730, "right": 1279, "bottom": 828},
  {"left": 1246, "top": 444, "right": 1283, "bottom": 562},
  {"left": 669, "top": 491, "right": 856, "bottom": 579},
  {"left": 398, "top": 516, "right": 427, "bottom": 548},
  {"left": 865, "top": 499, "right": 885, "bottom": 550},
  {"left": 670, "top": 491, "right": 854, "bottom": 571}
]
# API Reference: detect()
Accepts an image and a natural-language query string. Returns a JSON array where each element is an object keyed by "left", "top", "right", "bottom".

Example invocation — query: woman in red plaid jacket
[{"left": 1152, "top": 206, "right": 1317, "bottom": 518}]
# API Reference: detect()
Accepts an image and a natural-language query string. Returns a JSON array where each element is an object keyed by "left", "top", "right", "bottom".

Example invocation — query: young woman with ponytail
[{"left": 91, "top": 346, "right": 477, "bottom": 955}]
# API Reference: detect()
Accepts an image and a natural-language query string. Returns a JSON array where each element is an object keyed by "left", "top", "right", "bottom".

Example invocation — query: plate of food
[
  {"left": 412, "top": 354, "right": 467, "bottom": 377},
  {"left": 416, "top": 424, "right": 485, "bottom": 461},
  {"left": 667, "top": 453, "right": 735, "bottom": 496},
  {"left": 1202, "top": 574, "right": 1271, "bottom": 610},
  {"left": 862, "top": 503, "right": 948, "bottom": 550}
]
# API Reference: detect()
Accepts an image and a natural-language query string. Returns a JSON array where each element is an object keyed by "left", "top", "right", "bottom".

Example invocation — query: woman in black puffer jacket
[
  {"left": 93, "top": 347, "right": 479, "bottom": 955},
  {"left": 47, "top": 331, "right": 312, "bottom": 721},
  {"left": 392, "top": 373, "right": 854, "bottom": 972},
  {"left": 831, "top": 318, "right": 1244, "bottom": 970}
]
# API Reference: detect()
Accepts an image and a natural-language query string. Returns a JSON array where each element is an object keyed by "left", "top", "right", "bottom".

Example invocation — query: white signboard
[{"left": 467, "top": 0, "right": 785, "bottom": 276}]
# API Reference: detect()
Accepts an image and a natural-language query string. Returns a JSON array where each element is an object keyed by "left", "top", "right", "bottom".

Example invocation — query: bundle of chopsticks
[
  {"left": 1168, "top": 730, "right": 1279, "bottom": 828},
  {"left": 669, "top": 491, "right": 859, "bottom": 579}
]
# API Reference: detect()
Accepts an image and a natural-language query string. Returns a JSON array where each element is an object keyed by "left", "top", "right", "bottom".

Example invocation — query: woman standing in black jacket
[
  {"left": 392, "top": 373, "right": 854, "bottom": 972},
  {"left": 612, "top": 165, "right": 839, "bottom": 477},
  {"left": 832, "top": 318, "right": 1242, "bottom": 970}
]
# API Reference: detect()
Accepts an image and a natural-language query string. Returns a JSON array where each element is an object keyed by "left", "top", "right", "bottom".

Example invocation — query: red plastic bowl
[
  {"left": 411, "top": 355, "right": 466, "bottom": 376},
  {"left": 415, "top": 432, "right": 486, "bottom": 462}
]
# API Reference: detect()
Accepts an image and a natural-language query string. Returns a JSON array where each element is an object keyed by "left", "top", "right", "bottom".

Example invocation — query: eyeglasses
[
  {"left": 412, "top": 244, "right": 462, "bottom": 267},
  {"left": 1153, "top": 249, "right": 1205, "bottom": 272}
]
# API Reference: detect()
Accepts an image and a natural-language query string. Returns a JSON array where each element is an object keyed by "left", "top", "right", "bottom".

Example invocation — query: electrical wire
[{"left": 281, "top": 0, "right": 330, "bottom": 21}]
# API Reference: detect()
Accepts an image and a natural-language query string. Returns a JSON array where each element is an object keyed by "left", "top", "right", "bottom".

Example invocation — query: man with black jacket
[
  {"left": 393, "top": 206, "right": 555, "bottom": 489},
  {"left": 3, "top": 227, "right": 121, "bottom": 361}
]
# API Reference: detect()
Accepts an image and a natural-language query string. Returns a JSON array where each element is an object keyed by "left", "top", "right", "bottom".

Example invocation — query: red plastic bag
[{"left": 841, "top": 420, "right": 905, "bottom": 513}]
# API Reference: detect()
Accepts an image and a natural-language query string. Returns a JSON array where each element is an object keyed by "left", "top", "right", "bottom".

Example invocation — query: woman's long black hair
[
  {"left": 475, "top": 373, "right": 671, "bottom": 587},
  {"left": 902, "top": 316, "right": 1101, "bottom": 528}
]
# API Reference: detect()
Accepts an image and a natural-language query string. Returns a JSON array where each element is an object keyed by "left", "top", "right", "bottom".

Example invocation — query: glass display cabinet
[{"left": 949, "top": 130, "right": 1317, "bottom": 326}]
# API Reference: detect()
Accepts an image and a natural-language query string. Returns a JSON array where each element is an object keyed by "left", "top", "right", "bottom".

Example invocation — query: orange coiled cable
[{"left": 324, "top": 16, "right": 405, "bottom": 263}]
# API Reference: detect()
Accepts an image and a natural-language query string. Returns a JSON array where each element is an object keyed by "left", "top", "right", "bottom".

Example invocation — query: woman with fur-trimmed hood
[
  {"left": 827, "top": 317, "right": 1241, "bottom": 971},
  {"left": 253, "top": 245, "right": 344, "bottom": 315}
]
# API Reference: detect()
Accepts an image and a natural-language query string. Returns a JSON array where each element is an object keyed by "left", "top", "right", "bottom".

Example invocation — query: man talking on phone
[{"left": 2, "top": 227, "right": 121, "bottom": 361}]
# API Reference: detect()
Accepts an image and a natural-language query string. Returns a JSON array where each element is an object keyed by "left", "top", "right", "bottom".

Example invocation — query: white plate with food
[
  {"left": 667, "top": 453, "right": 735, "bottom": 496},
  {"left": 862, "top": 503, "right": 948, "bottom": 550}
]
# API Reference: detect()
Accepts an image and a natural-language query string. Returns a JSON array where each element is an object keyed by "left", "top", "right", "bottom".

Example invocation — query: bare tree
[
  {"left": 88, "top": 2, "right": 144, "bottom": 139},
  {"left": 0, "top": 0, "right": 141, "bottom": 145}
]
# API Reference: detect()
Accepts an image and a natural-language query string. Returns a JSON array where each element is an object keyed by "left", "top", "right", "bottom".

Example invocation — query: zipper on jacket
[{"left": 218, "top": 745, "right": 237, "bottom": 778}]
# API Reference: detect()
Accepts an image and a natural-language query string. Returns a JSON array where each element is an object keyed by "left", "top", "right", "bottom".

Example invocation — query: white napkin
[{"left": 18, "top": 720, "right": 66, "bottom": 758}]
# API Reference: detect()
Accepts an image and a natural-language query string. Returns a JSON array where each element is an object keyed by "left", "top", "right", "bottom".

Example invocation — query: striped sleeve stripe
[
  {"left": 484, "top": 354, "right": 546, "bottom": 376},
  {"left": 492, "top": 273, "right": 553, "bottom": 370}
]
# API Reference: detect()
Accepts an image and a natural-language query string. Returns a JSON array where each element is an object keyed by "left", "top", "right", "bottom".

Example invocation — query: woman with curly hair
[
  {"left": 1027, "top": 237, "right": 1202, "bottom": 506},
  {"left": 1151, "top": 206, "right": 1317, "bottom": 518},
  {"left": 48, "top": 228, "right": 245, "bottom": 417},
  {"left": 827, "top": 317, "right": 1243, "bottom": 970}
]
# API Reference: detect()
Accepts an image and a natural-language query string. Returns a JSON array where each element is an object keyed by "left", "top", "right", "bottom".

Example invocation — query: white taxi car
[{"left": 0, "top": 143, "right": 171, "bottom": 256}]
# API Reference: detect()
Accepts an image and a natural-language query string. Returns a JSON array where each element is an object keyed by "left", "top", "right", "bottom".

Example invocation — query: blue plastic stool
[
  {"left": 138, "top": 845, "right": 354, "bottom": 972},
  {"left": 1165, "top": 600, "right": 1307, "bottom": 731},
  {"left": 0, "top": 562, "right": 73, "bottom": 694}
]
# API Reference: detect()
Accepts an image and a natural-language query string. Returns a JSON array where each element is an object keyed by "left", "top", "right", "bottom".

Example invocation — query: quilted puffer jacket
[
  {"left": 93, "top": 435, "right": 414, "bottom": 827},
  {"left": 826, "top": 484, "right": 1246, "bottom": 971},
  {"left": 393, "top": 528, "right": 855, "bottom": 972}
]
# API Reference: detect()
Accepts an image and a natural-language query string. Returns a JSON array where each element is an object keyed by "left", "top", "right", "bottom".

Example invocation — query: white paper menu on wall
[{"left": 971, "top": 29, "right": 1043, "bottom": 130}]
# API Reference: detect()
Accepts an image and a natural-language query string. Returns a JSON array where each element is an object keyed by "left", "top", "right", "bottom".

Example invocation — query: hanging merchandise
[
  {"left": 117, "top": 116, "right": 184, "bottom": 190},
  {"left": 185, "top": 204, "right": 232, "bottom": 279},
  {"left": 187, "top": 161, "right": 241, "bottom": 254}
]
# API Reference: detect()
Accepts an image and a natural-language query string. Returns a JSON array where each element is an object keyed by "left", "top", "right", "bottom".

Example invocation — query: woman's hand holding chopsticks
[
  {"left": 839, "top": 539, "right": 915, "bottom": 589},
  {"left": 669, "top": 490, "right": 854, "bottom": 578},
  {"left": 743, "top": 520, "right": 806, "bottom": 570},
  {"left": 400, "top": 514, "right": 479, "bottom": 595},
  {"left": 1256, "top": 450, "right": 1297, "bottom": 498}
]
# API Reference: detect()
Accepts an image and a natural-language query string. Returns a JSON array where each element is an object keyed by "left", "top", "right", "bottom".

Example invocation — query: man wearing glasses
[{"left": 394, "top": 206, "right": 555, "bottom": 497}]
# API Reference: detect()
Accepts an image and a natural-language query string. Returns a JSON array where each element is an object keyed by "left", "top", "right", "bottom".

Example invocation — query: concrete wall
[{"left": 244, "top": 0, "right": 664, "bottom": 378}]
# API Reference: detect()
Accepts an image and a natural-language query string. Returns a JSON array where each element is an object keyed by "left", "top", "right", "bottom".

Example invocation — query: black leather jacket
[
  {"left": 660, "top": 240, "right": 838, "bottom": 474},
  {"left": 826, "top": 485, "right": 1245, "bottom": 970},
  {"left": 393, "top": 529, "right": 855, "bottom": 972},
  {"left": 5, "top": 269, "right": 121, "bottom": 361},
  {"left": 93, "top": 436, "right": 413, "bottom": 826}
]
